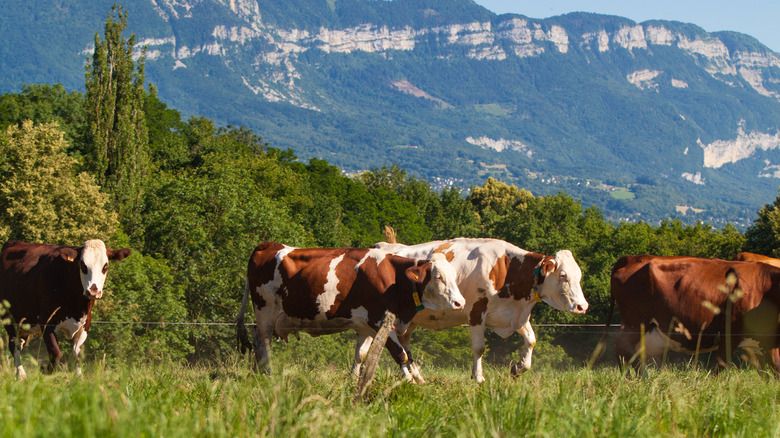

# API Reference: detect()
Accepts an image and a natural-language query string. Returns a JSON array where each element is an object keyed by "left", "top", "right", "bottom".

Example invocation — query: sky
[{"left": 474, "top": 1, "right": 780, "bottom": 53}]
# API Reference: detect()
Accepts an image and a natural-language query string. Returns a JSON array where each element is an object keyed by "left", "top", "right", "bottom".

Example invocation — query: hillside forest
[{"left": 2, "top": 7, "right": 780, "bottom": 368}]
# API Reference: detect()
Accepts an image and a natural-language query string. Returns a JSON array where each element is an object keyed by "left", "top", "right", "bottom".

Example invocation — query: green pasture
[
  {"left": 609, "top": 188, "right": 635, "bottom": 200},
  {"left": 2, "top": 330, "right": 779, "bottom": 437}
]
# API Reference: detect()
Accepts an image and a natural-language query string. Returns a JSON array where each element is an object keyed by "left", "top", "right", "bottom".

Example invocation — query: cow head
[
  {"left": 407, "top": 253, "right": 465, "bottom": 311},
  {"left": 535, "top": 250, "right": 588, "bottom": 314},
  {"left": 62, "top": 240, "right": 132, "bottom": 300}
]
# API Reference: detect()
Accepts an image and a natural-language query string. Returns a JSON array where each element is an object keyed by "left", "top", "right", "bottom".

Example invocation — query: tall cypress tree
[{"left": 85, "top": 4, "right": 149, "bottom": 228}]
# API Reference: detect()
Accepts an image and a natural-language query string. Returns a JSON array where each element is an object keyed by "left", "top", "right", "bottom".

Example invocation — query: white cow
[{"left": 353, "top": 238, "right": 588, "bottom": 383}]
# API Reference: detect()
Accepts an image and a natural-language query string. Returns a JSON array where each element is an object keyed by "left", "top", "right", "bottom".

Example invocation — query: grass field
[
  {"left": 609, "top": 188, "right": 635, "bottom": 200},
  {"left": 2, "top": 341, "right": 780, "bottom": 437}
]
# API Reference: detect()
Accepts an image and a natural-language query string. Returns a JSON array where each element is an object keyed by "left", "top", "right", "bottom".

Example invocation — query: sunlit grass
[{"left": 1, "top": 352, "right": 779, "bottom": 437}]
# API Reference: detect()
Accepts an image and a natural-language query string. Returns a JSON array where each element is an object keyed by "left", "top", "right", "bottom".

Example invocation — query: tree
[
  {"left": 0, "top": 121, "right": 117, "bottom": 244},
  {"left": 468, "top": 177, "right": 533, "bottom": 236},
  {"left": 84, "top": 4, "right": 149, "bottom": 224},
  {"left": 744, "top": 189, "right": 780, "bottom": 257},
  {"left": 0, "top": 84, "right": 86, "bottom": 153}
]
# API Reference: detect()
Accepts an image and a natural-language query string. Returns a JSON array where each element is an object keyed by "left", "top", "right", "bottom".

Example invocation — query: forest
[{"left": 1, "top": 7, "right": 779, "bottom": 368}]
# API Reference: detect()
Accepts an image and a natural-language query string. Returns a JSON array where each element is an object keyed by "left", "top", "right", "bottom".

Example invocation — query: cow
[
  {"left": 607, "top": 254, "right": 780, "bottom": 372},
  {"left": 235, "top": 242, "right": 465, "bottom": 381},
  {"left": 734, "top": 252, "right": 780, "bottom": 371},
  {"left": 354, "top": 238, "right": 589, "bottom": 383},
  {"left": 0, "top": 239, "right": 132, "bottom": 379},
  {"left": 736, "top": 252, "right": 780, "bottom": 268}
]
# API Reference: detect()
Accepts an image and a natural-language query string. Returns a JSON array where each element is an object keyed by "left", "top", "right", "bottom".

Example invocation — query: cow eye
[
  {"left": 80, "top": 261, "right": 88, "bottom": 274},
  {"left": 102, "top": 263, "right": 109, "bottom": 274}
]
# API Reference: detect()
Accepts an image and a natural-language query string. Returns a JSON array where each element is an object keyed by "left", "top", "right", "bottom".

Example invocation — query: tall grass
[{"left": 2, "top": 346, "right": 779, "bottom": 437}]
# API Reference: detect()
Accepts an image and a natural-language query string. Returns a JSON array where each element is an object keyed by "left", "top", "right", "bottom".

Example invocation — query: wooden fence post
[{"left": 354, "top": 310, "right": 396, "bottom": 402}]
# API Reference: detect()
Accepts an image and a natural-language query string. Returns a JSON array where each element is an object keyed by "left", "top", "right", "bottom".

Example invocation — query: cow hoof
[
  {"left": 16, "top": 367, "right": 27, "bottom": 381},
  {"left": 472, "top": 375, "right": 486, "bottom": 384},
  {"left": 510, "top": 363, "right": 530, "bottom": 377}
]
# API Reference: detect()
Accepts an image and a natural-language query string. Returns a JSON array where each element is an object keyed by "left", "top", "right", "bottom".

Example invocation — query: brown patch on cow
[
  {"left": 469, "top": 297, "right": 489, "bottom": 326},
  {"left": 328, "top": 253, "right": 360, "bottom": 316},
  {"left": 491, "top": 255, "right": 510, "bottom": 297},
  {"left": 248, "top": 242, "right": 285, "bottom": 290},
  {"left": 499, "top": 253, "right": 545, "bottom": 301},
  {"left": 433, "top": 242, "right": 455, "bottom": 263}
]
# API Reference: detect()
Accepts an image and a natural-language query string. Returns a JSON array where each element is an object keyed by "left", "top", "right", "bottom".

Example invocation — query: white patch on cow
[
  {"left": 356, "top": 248, "right": 388, "bottom": 270},
  {"left": 640, "top": 326, "right": 717, "bottom": 357},
  {"left": 72, "top": 329, "right": 88, "bottom": 377},
  {"left": 641, "top": 329, "right": 677, "bottom": 359},
  {"left": 349, "top": 306, "right": 372, "bottom": 334},
  {"left": 317, "top": 254, "right": 345, "bottom": 314},
  {"left": 80, "top": 240, "right": 110, "bottom": 299},
  {"left": 55, "top": 315, "right": 88, "bottom": 339},
  {"left": 274, "top": 246, "right": 295, "bottom": 266}
]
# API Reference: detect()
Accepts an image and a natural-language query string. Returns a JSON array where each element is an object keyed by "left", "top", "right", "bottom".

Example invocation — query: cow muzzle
[
  {"left": 85, "top": 285, "right": 103, "bottom": 300},
  {"left": 571, "top": 301, "right": 588, "bottom": 315}
]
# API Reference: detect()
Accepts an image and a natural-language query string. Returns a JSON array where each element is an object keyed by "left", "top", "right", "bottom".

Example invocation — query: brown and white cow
[
  {"left": 235, "top": 242, "right": 465, "bottom": 381},
  {"left": 0, "top": 239, "right": 131, "bottom": 379},
  {"left": 608, "top": 254, "right": 780, "bottom": 371},
  {"left": 355, "top": 238, "right": 589, "bottom": 383}
]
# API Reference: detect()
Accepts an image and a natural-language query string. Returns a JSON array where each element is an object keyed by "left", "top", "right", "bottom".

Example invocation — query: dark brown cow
[
  {"left": 236, "top": 242, "right": 464, "bottom": 381},
  {"left": 0, "top": 239, "right": 131, "bottom": 379},
  {"left": 607, "top": 254, "right": 780, "bottom": 371}
]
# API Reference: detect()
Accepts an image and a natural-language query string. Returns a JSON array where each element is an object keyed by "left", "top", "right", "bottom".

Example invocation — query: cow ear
[
  {"left": 59, "top": 248, "right": 79, "bottom": 263},
  {"left": 107, "top": 248, "right": 132, "bottom": 261},
  {"left": 405, "top": 264, "right": 428, "bottom": 284},
  {"left": 541, "top": 257, "right": 557, "bottom": 276}
]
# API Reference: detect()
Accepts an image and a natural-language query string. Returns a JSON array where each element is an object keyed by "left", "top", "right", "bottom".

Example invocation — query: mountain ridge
[{"left": 3, "top": 0, "right": 780, "bottom": 227}]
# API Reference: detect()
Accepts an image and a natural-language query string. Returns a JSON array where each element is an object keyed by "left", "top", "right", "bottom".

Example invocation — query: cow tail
[
  {"left": 383, "top": 225, "right": 397, "bottom": 244},
  {"left": 236, "top": 279, "right": 253, "bottom": 354}
]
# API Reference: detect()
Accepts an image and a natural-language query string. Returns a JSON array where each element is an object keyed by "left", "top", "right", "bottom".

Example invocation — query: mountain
[{"left": 3, "top": 0, "right": 780, "bottom": 228}]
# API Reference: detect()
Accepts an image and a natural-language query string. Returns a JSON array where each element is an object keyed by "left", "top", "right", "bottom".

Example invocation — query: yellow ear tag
[
  {"left": 532, "top": 288, "right": 542, "bottom": 303},
  {"left": 66, "top": 255, "right": 74, "bottom": 262},
  {"left": 411, "top": 272, "right": 420, "bottom": 281},
  {"left": 413, "top": 292, "right": 424, "bottom": 311}
]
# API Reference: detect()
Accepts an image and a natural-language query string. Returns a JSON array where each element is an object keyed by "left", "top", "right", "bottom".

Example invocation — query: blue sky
[{"left": 474, "top": 1, "right": 780, "bottom": 53}]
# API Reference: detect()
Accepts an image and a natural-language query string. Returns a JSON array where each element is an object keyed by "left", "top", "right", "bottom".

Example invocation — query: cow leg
[
  {"left": 72, "top": 329, "right": 88, "bottom": 377},
  {"left": 252, "top": 324, "right": 273, "bottom": 374},
  {"left": 770, "top": 349, "right": 780, "bottom": 376},
  {"left": 250, "top": 299, "right": 276, "bottom": 374},
  {"left": 384, "top": 330, "right": 424, "bottom": 383},
  {"left": 352, "top": 333, "right": 372, "bottom": 377},
  {"left": 469, "top": 323, "right": 488, "bottom": 384},
  {"left": 396, "top": 327, "right": 424, "bottom": 383},
  {"left": 6, "top": 327, "right": 27, "bottom": 380},
  {"left": 614, "top": 329, "right": 640, "bottom": 373},
  {"left": 42, "top": 328, "right": 63, "bottom": 373},
  {"left": 511, "top": 321, "right": 537, "bottom": 376}
]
